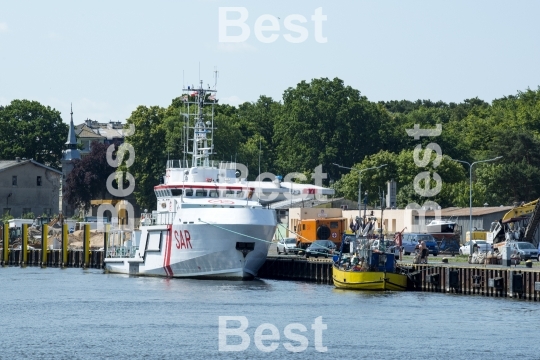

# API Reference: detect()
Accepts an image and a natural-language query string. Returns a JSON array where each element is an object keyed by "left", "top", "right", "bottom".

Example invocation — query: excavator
[{"left": 486, "top": 198, "right": 540, "bottom": 252}]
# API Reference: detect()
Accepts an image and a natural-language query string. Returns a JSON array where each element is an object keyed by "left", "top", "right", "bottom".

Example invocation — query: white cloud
[
  {"left": 0, "top": 22, "right": 8, "bottom": 33},
  {"left": 216, "top": 42, "right": 257, "bottom": 53}
]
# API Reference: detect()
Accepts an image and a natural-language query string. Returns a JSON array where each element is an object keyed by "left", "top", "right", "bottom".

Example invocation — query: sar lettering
[{"left": 175, "top": 230, "right": 193, "bottom": 249}]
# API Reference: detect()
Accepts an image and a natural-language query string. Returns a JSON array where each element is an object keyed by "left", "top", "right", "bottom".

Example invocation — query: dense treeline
[
  {"left": 124, "top": 78, "right": 540, "bottom": 210},
  {"left": 4, "top": 78, "right": 540, "bottom": 211}
]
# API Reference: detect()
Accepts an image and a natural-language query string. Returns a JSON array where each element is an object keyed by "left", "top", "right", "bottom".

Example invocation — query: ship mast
[{"left": 182, "top": 80, "right": 217, "bottom": 168}]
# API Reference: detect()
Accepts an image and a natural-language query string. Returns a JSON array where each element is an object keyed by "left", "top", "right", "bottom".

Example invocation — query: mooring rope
[
  {"left": 276, "top": 223, "right": 335, "bottom": 255},
  {"left": 198, "top": 219, "right": 335, "bottom": 257},
  {"left": 197, "top": 218, "right": 273, "bottom": 244}
]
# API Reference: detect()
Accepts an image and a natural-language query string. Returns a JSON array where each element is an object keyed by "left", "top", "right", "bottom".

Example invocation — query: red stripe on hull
[{"left": 163, "top": 225, "right": 173, "bottom": 276}]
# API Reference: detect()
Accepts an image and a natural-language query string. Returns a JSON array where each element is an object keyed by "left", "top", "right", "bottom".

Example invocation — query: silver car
[
  {"left": 459, "top": 240, "right": 491, "bottom": 255},
  {"left": 401, "top": 236, "right": 419, "bottom": 255},
  {"left": 510, "top": 242, "right": 538, "bottom": 260},
  {"left": 277, "top": 238, "right": 298, "bottom": 255}
]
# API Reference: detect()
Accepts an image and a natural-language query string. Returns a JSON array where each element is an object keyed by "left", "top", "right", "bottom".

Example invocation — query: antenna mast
[{"left": 181, "top": 78, "right": 216, "bottom": 168}]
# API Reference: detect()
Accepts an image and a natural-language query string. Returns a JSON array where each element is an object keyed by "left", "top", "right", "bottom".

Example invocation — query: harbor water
[{"left": 1, "top": 267, "right": 538, "bottom": 359}]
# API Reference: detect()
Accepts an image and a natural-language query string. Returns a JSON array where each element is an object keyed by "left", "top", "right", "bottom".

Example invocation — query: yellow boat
[
  {"left": 332, "top": 264, "right": 407, "bottom": 291},
  {"left": 332, "top": 234, "right": 408, "bottom": 291}
]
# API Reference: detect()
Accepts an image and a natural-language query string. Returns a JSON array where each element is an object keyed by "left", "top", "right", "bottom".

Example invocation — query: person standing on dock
[{"left": 420, "top": 241, "right": 429, "bottom": 264}]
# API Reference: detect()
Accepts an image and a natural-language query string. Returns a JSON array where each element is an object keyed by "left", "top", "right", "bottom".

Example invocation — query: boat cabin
[
  {"left": 154, "top": 186, "right": 253, "bottom": 200},
  {"left": 336, "top": 236, "right": 397, "bottom": 272}
]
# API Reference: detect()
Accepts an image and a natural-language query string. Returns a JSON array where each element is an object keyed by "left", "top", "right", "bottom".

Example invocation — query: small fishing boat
[
  {"left": 426, "top": 219, "right": 457, "bottom": 234},
  {"left": 332, "top": 234, "right": 407, "bottom": 291},
  {"left": 426, "top": 218, "right": 460, "bottom": 254}
]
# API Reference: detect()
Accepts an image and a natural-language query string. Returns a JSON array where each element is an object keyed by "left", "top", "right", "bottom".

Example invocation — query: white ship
[{"left": 104, "top": 81, "right": 281, "bottom": 279}]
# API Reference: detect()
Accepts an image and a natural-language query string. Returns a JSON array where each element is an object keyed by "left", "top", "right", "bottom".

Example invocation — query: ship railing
[
  {"left": 107, "top": 245, "right": 139, "bottom": 259},
  {"left": 219, "top": 162, "right": 238, "bottom": 170},
  {"left": 141, "top": 211, "right": 176, "bottom": 226},
  {"left": 154, "top": 211, "right": 175, "bottom": 225},
  {"left": 166, "top": 159, "right": 222, "bottom": 169},
  {"left": 167, "top": 159, "right": 190, "bottom": 169},
  {"left": 140, "top": 211, "right": 175, "bottom": 226},
  {"left": 106, "top": 229, "right": 137, "bottom": 259}
]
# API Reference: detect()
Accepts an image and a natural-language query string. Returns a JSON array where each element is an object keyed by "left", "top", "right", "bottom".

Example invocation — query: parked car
[
  {"left": 459, "top": 240, "right": 491, "bottom": 255},
  {"left": 401, "top": 235, "right": 418, "bottom": 255},
  {"left": 277, "top": 238, "right": 298, "bottom": 255},
  {"left": 401, "top": 233, "right": 439, "bottom": 256},
  {"left": 305, "top": 240, "right": 336, "bottom": 258},
  {"left": 510, "top": 242, "right": 538, "bottom": 261},
  {"left": 438, "top": 237, "right": 460, "bottom": 255}
]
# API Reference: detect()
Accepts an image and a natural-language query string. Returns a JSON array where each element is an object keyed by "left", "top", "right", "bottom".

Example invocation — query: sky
[{"left": 1, "top": 0, "right": 539, "bottom": 125}]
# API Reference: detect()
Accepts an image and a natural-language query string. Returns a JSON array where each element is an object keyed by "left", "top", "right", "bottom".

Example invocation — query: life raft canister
[{"left": 316, "top": 225, "right": 331, "bottom": 240}]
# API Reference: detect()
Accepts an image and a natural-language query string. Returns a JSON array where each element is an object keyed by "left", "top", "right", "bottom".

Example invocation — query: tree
[
  {"left": 63, "top": 142, "right": 115, "bottom": 211},
  {"left": 234, "top": 96, "right": 281, "bottom": 178},
  {"left": 118, "top": 83, "right": 540, "bottom": 210},
  {"left": 124, "top": 105, "right": 168, "bottom": 210},
  {"left": 0, "top": 100, "right": 68, "bottom": 168},
  {"left": 274, "top": 77, "right": 389, "bottom": 181},
  {"left": 333, "top": 149, "right": 466, "bottom": 208},
  {"left": 469, "top": 130, "right": 540, "bottom": 205}
]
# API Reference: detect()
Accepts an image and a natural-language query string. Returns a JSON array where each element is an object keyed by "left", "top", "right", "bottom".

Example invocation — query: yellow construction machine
[{"left": 487, "top": 199, "right": 540, "bottom": 251}]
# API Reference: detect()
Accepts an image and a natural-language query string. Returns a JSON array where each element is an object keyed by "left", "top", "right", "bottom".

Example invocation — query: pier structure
[
  {"left": 2, "top": 223, "right": 540, "bottom": 301},
  {"left": 1, "top": 223, "right": 100, "bottom": 269},
  {"left": 258, "top": 256, "right": 540, "bottom": 301}
]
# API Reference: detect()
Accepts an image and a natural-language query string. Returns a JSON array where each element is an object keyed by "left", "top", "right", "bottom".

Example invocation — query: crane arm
[{"left": 502, "top": 199, "right": 539, "bottom": 221}]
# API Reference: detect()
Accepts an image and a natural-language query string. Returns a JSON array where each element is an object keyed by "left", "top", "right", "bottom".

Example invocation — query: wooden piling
[
  {"left": 41, "top": 224, "right": 48, "bottom": 267},
  {"left": 61, "top": 224, "right": 68, "bottom": 267},
  {"left": 83, "top": 224, "right": 90, "bottom": 269},
  {"left": 21, "top": 224, "right": 28, "bottom": 266},
  {"left": 2, "top": 224, "right": 8, "bottom": 266}
]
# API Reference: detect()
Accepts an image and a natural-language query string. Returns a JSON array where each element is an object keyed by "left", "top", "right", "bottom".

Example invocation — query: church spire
[
  {"left": 63, "top": 103, "right": 80, "bottom": 160},
  {"left": 66, "top": 103, "right": 77, "bottom": 148}
]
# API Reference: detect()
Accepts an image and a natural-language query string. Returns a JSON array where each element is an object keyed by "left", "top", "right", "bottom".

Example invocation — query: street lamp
[
  {"left": 451, "top": 156, "right": 502, "bottom": 254},
  {"left": 363, "top": 191, "right": 368, "bottom": 219},
  {"left": 333, "top": 163, "right": 388, "bottom": 224}
]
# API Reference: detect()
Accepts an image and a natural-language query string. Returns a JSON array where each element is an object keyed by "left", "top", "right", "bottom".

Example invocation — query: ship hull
[
  {"left": 104, "top": 208, "right": 275, "bottom": 279},
  {"left": 332, "top": 265, "right": 407, "bottom": 291},
  {"left": 426, "top": 221, "right": 456, "bottom": 234}
]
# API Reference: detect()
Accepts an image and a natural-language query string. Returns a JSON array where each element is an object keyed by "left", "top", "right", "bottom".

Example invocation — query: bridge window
[
  {"left": 195, "top": 189, "right": 206, "bottom": 197},
  {"left": 223, "top": 190, "right": 235, "bottom": 198},
  {"left": 185, "top": 189, "right": 193, "bottom": 197},
  {"left": 209, "top": 190, "right": 219, "bottom": 198},
  {"left": 171, "top": 189, "right": 183, "bottom": 196},
  {"left": 236, "top": 191, "right": 245, "bottom": 198}
]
